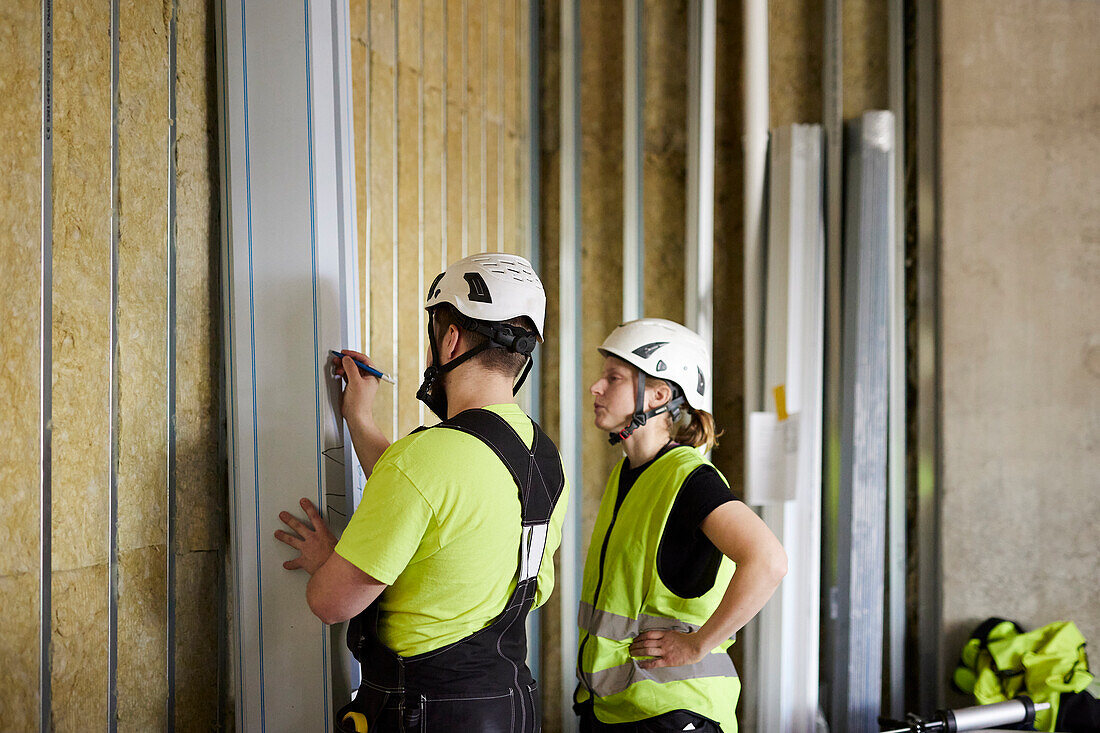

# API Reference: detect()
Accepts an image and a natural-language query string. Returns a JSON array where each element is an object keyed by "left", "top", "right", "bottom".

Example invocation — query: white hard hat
[
  {"left": 599, "top": 318, "right": 710, "bottom": 410},
  {"left": 424, "top": 253, "right": 546, "bottom": 340}
]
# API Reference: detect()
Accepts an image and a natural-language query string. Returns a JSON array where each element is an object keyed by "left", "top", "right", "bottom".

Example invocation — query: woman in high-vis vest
[{"left": 576, "top": 319, "right": 788, "bottom": 732}]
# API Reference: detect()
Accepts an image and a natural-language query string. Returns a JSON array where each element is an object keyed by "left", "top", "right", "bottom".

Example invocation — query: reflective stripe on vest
[
  {"left": 579, "top": 601, "right": 739, "bottom": 642},
  {"left": 585, "top": 652, "right": 738, "bottom": 699}
]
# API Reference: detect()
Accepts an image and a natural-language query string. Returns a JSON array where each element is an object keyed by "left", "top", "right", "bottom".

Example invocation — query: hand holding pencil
[{"left": 329, "top": 350, "right": 396, "bottom": 384}]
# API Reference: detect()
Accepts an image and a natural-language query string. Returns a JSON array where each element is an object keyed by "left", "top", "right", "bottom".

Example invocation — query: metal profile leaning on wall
[
  {"left": 274, "top": 254, "right": 570, "bottom": 732},
  {"left": 576, "top": 319, "right": 788, "bottom": 732}
]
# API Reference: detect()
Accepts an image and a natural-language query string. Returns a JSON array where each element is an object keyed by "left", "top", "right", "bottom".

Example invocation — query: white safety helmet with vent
[
  {"left": 418, "top": 253, "right": 546, "bottom": 420},
  {"left": 598, "top": 318, "right": 711, "bottom": 444},
  {"left": 424, "top": 253, "right": 545, "bottom": 340}
]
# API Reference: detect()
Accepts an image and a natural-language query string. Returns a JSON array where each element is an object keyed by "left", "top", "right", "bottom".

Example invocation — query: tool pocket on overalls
[
  {"left": 420, "top": 688, "right": 515, "bottom": 733},
  {"left": 335, "top": 686, "right": 392, "bottom": 733},
  {"left": 522, "top": 681, "right": 541, "bottom": 733}
]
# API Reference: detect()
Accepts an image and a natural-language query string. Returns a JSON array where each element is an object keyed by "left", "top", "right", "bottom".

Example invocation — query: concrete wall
[
  {"left": 939, "top": 0, "right": 1100, "bottom": 695},
  {"left": 0, "top": 0, "right": 225, "bottom": 729}
]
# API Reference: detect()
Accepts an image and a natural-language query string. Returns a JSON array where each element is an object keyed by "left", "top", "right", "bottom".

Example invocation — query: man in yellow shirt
[{"left": 275, "top": 254, "right": 569, "bottom": 732}]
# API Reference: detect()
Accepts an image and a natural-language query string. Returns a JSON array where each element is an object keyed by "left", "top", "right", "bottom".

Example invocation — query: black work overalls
[{"left": 336, "top": 409, "right": 565, "bottom": 733}]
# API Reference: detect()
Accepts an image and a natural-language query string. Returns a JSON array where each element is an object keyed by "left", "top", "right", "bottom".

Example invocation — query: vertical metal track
[
  {"left": 914, "top": 0, "right": 943, "bottom": 715},
  {"left": 477, "top": 0, "right": 486, "bottom": 253},
  {"left": 417, "top": 0, "right": 425, "bottom": 426},
  {"left": 461, "top": 0, "right": 469, "bottom": 257},
  {"left": 840, "top": 112, "right": 893, "bottom": 733},
  {"left": 108, "top": 0, "right": 122, "bottom": 726},
  {"left": 741, "top": 2, "right": 768, "bottom": 729},
  {"left": 742, "top": 0, "right": 767, "bottom": 422},
  {"left": 480, "top": 0, "right": 487, "bottom": 253},
  {"left": 524, "top": 0, "right": 542, "bottom": 678},
  {"left": 885, "top": 0, "right": 907, "bottom": 718},
  {"left": 440, "top": 0, "right": 448, "bottom": 266},
  {"left": 685, "top": 0, "right": 716, "bottom": 404},
  {"left": 39, "top": 1, "right": 55, "bottom": 729},
  {"left": 622, "top": 0, "right": 643, "bottom": 322},
  {"left": 213, "top": 0, "right": 243, "bottom": 722},
  {"left": 391, "top": 0, "right": 399, "bottom": 436},
  {"left": 302, "top": 2, "right": 332, "bottom": 722},
  {"left": 364, "top": 0, "right": 373, "bottom": 356},
  {"left": 496, "top": 0, "right": 504, "bottom": 254},
  {"left": 821, "top": 0, "right": 843, "bottom": 724},
  {"left": 166, "top": 0, "right": 180, "bottom": 728},
  {"left": 558, "top": 1, "right": 582, "bottom": 729}
]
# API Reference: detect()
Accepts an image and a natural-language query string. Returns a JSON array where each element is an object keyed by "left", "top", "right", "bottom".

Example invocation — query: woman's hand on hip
[{"left": 629, "top": 629, "right": 705, "bottom": 669}]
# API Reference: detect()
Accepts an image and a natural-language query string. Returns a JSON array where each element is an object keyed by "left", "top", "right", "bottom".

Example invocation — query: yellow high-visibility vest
[{"left": 576, "top": 446, "right": 740, "bottom": 731}]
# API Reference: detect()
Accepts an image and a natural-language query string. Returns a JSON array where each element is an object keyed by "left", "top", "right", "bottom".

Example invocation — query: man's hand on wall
[{"left": 275, "top": 498, "right": 337, "bottom": 575}]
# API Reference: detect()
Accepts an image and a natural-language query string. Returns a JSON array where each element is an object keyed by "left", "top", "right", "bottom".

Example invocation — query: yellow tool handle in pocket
[{"left": 342, "top": 711, "right": 369, "bottom": 732}]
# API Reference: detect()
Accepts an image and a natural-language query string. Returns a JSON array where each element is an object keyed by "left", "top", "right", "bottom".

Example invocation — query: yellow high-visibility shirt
[{"left": 335, "top": 403, "right": 569, "bottom": 656}]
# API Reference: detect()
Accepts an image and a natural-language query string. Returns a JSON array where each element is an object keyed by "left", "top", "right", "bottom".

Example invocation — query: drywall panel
[
  {"left": 0, "top": 0, "right": 42, "bottom": 723},
  {"left": 218, "top": 0, "right": 362, "bottom": 728},
  {"left": 939, "top": 0, "right": 1100, "bottom": 693}
]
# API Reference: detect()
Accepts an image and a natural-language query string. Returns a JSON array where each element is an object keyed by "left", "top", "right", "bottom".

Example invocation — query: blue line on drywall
[
  {"left": 239, "top": 1, "right": 267, "bottom": 729},
  {"left": 218, "top": 0, "right": 246, "bottom": 723},
  {"left": 302, "top": 1, "right": 332, "bottom": 725}
]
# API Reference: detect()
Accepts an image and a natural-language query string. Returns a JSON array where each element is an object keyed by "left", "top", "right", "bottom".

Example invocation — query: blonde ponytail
[{"left": 670, "top": 406, "right": 722, "bottom": 453}]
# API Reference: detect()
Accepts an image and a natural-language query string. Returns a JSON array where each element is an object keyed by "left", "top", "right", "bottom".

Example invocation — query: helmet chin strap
[
  {"left": 607, "top": 375, "right": 687, "bottom": 445},
  {"left": 416, "top": 310, "right": 538, "bottom": 420}
]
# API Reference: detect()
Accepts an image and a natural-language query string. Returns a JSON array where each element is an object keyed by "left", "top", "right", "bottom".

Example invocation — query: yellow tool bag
[{"left": 954, "top": 618, "right": 1098, "bottom": 732}]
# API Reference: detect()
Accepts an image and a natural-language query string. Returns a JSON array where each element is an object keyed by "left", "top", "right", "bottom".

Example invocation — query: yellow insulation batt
[
  {"left": 397, "top": 16, "right": 421, "bottom": 432},
  {"left": 368, "top": 6, "right": 396, "bottom": 439},
  {"left": 117, "top": 0, "right": 171, "bottom": 725},
  {"left": 0, "top": 0, "right": 42, "bottom": 724},
  {"left": 51, "top": 0, "right": 113, "bottom": 724},
  {"left": 174, "top": 0, "right": 225, "bottom": 727}
]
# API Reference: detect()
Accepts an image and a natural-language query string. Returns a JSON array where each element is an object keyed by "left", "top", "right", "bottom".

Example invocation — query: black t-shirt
[{"left": 616, "top": 444, "right": 739, "bottom": 599}]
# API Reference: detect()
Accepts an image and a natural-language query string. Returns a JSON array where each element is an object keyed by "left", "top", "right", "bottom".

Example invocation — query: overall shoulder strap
[{"left": 435, "top": 408, "right": 564, "bottom": 526}]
